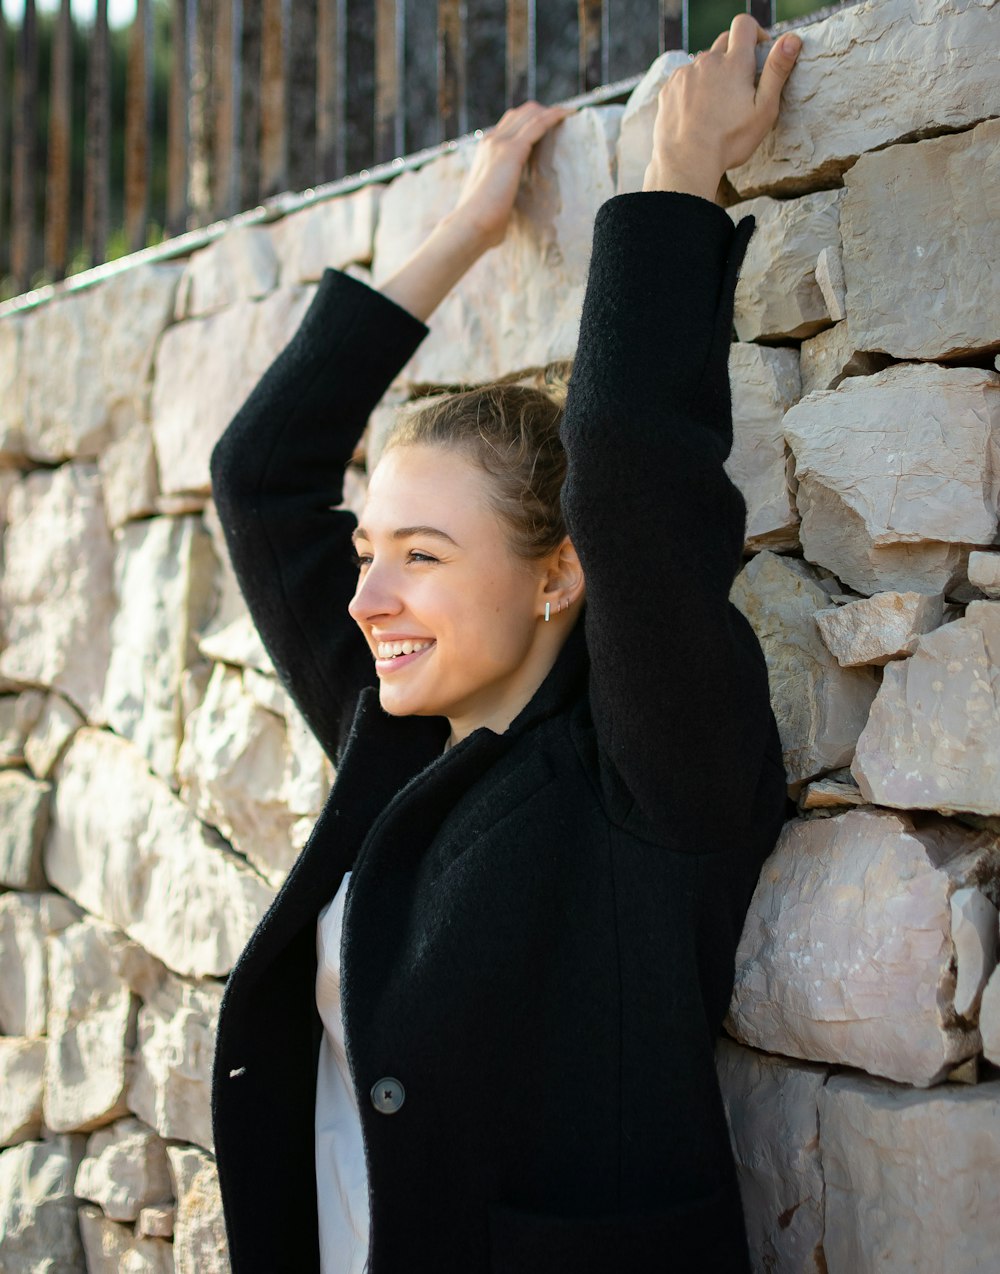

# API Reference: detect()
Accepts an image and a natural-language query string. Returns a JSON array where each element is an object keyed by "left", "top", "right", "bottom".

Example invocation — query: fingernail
[{"left": 782, "top": 34, "right": 802, "bottom": 55}]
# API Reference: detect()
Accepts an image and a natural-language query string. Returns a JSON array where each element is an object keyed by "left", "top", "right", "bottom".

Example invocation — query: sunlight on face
[{"left": 347, "top": 444, "right": 550, "bottom": 740}]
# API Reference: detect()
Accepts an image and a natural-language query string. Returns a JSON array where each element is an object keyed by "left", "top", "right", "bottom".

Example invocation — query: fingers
[
  {"left": 725, "top": 12, "right": 764, "bottom": 64},
  {"left": 754, "top": 34, "right": 802, "bottom": 119},
  {"left": 492, "top": 101, "right": 570, "bottom": 141}
]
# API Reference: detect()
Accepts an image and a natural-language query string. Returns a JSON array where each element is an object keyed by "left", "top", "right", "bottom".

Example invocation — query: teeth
[{"left": 376, "top": 640, "right": 431, "bottom": 660}]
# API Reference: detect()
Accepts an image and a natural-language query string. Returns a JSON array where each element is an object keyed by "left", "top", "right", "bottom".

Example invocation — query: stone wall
[{"left": 1, "top": 0, "right": 998, "bottom": 1268}]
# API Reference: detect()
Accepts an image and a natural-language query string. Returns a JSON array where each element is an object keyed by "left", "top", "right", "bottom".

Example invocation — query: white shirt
[{"left": 315, "top": 871, "right": 370, "bottom": 1274}]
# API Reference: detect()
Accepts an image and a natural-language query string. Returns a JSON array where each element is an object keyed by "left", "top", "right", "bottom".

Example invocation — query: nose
[{"left": 348, "top": 560, "right": 402, "bottom": 626}]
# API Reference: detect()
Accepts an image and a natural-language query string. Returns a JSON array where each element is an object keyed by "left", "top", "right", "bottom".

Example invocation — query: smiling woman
[{"left": 208, "top": 16, "right": 801, "bottom": 1274}]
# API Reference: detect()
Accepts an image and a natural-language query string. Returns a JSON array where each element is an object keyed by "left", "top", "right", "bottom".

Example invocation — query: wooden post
[
  {"left": 124, "top": 0, "right": 152, "bottom": 253},
  {"left": 287, "top": 0, "right": 317, "bottom": 192},
  {"left": 0, "top": 0, "right": 7, "bottom": 281},
  {"left": 505, "top": 0, "right": 535, "bottom": 107},
  {"left": 189, "top": 0, "right": 214, "bottom": 226},
  {"left": 577, "top": 0, "right": 607, "bottom": 93},
  {"left": 213, "top": 0, "right": 242, "bottom": 220},
  {"left": 45, "top": 0, "right": 72, "bottom": 279},
  {"left": 438, "top": 0, "right": 466, "bottom": 142},
  {"left": 83, "top": 0, "right": 111, "bottom": 267},
  {"left": 259, "top": 0, "right": 287, "bottom": 197},
  {"left": 659, "top": 0, "right": 687, "bottom": 53},
  {"left": 239, "top": 0, "right": 261, "bottom": 207},
  {"left": 10, "top": 0, "right": 38, "bottom": 290},
  {"left": 316, "top": 0, "right": 345, "bottom": 180},
  {"left": 375, "top": 0, "right": 404, "bottom": 163},
  {"left": 167, "top": 0, "right": 191, "bottom": 236},
  {"left": 747, "top": 0, "right": 775, "bottom": 29}
]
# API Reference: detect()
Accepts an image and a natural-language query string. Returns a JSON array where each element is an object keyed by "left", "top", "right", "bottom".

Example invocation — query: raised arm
[{"left": 561, "top": 18, "right": 801, "bottom": 847}]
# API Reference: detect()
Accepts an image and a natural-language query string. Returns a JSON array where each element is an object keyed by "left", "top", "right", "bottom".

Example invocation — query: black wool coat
[{"left": 208, "top": 192, "right": 787, "bottom": 1274}]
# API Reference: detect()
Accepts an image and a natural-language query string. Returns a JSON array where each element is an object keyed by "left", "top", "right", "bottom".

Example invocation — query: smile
[{"left": 373, "top": 639, "right": 435, "bottom": 674}]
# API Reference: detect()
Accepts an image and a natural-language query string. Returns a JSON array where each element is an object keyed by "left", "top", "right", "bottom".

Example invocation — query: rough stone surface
[
  {"left": 814, "top": 245, "right": 846, "bottom": 323},
  {"left": 373, "top": 107, "right": 622, "bottom": 383},
  {"left": 176, "top": 225, "right": 280, "bottom": 318},
  {"left": 273, "top": 184, "right": 380, "bottom": 283},
  {"left": 852, "top": 602, "right": 1000, "bottom": 817},
  {"left": 199, "top": 498, "right": 275, "bottom": 674},
  {"left": 950, "top": 887, "right": 998, "bottom": 1020},
  {"left": 0, "top": 463, "right": 115, "bottom": 719},
  {"left": 128, "top": 970, "right": 222, "bottom": 1154},
  {"left": 726, "top": 344, "right": 801, "bottom": 552},
  {"left": 0, "top": 316, "right": 27, "bottom": 462},
  {"left": 152, "top": 285, "right": 315, "bottom": 496},
  {"left": 981, "top": 963, "right": 1000, "bottom": 1065},
  {"left": 74, "top": 1117, "right": 173, "bottom": 1222},
  {"left": 177, "top": 662, "right": 302, "bottom": 885},
  {"left": 727, "top": 191, "right": 843, "bottom": 342},
  {"left": 0, "top": 689, "right": 44, "bottom": 765},
  {"left": 969, "top": 550, "right": 1000, "bottom": 598},
  {"left": 818, "top": 1074, "right": 1000, "bottom": 1272},
  {"left": 727, "top": 807, "right": 1000, "bottom": 1086},
  {"left": 614, "top": 50, "right": 698, "bottom": 195},
  {"left": 842, "top": 119, "right": 1000, "bottom": 361},
  {"left": 0, "top": 1136, "right": 86, "bottom": 1272},
  {"left": 0, "top": 1037, "right": 46, "bottom": 1146},
  {"left": 0, "top": 769, "right": 52, "bottom": 889},
  {"left": 45, "top": 727, "right": 275, "bottom": 977},
  {"left": 24, "top": 692, "right": 85, "bottom": 779},
  {"left": 728, "top": 0, "right": 1000, "bottom": 198},
  {"left": 103, "top": 515, "right": 218, "bottom": 781},
  {"left": 0, "top": 465, "right": 22, "bottom": 528},
  {"left": 799, "top": 769, "right": 865, "bottom": 812},
  {"left": 730, "top": 552, "right": 879, "bottom": 783},
  {"left": 815, "top": 591, "right": 944, "bottom": 667},
  {"left": 716, "top": 1039, "right": 827, "bottom": 1274},
  {"left": 167, "top": 1145, "right": 230, "bottom": 1274},
  {"left": 137, "top": 1204, "right": 176, "bottom": 1238},
  {"left": 798, "top": 321, "right": 890, "bottom": 398},
  {"left": 78, "top": 1205, "right": 175, "bottom": 1274},
  {"left": 0, "top": 890, "right": 82, "bottom": 1036},
  {"left": 44, "top": 917, "right": 165, "bottom": 1134},
  {"left": 784, "top": 364, "right": 1000, "bottom": 595},
  {"left": 98, "top": 419, "right": 160, "bottom": 529},
  {"left": 21, "top": 264, "right": 181, "bottom": 463}
]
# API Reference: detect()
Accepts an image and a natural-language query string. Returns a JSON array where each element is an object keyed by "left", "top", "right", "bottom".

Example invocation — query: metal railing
[{"left": 1, "top": 0, "right": 841, "bottom": 305}]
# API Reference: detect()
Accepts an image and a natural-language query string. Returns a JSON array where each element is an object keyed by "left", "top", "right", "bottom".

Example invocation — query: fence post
[
  {"left": 125, "top": 0, "right": 153, "bottom": 252},
  {"left": 505, "top": 0, "right": 535, "bottom": 107},
  {"left": 659, "top": 0, "right": 687, "bottom": 53},
  {"left": 375, "top": 0, "right": 405, "bottom": 163},
  {"left": 83, "top": 0, "right": 111, "bottom": 267},
  {"left": 167, "top": 0, "right": 191, "bottom": 236},
  {"left": 747, "top": 0, "right": 776, "bottom": 29},
  {"left": 213, "top": 0, "right": 242, "bottom": 219},
  {"left": 11, "top": 0, "right": 38, "bottom": 292},
  {"left": 45, "top": 0, "right": 72, "bottom": 280},
  {"left": 316, "top": 0, "right": 346, "bottom": 180},
  {"left": 0, "top": 0, "right": 9, "bottom": 282},
  {"left": 438, "top": 0, "right": 467, "bottom": 141},
  {"left": 578, "top": 0, "right": 608, "bottom": 93}
]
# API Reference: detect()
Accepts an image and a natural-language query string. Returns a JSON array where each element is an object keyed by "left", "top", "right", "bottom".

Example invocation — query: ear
[{"left": 540, "top": 536, "right": 586, "bottom": 612}]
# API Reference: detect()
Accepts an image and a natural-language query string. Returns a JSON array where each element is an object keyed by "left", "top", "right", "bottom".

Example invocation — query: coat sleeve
[
  {"left": 560, "top": 192, "right": 773, "bottom": 849},
  {"left": 209, "top": 269, "right": 429, "bottom": 761}
]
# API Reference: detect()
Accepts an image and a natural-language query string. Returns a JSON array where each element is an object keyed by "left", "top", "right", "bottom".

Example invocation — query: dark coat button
[{"left": 370, "top": 1077, "right": 405, "bottom": 1114}]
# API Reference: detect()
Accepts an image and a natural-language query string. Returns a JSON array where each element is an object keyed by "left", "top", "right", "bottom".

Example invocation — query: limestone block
[
  {"left": 45, "top": 918, "right": 166, "bottom": 1134},
  {"left": 0, "top": 463, "right": 115, "bottom": 719},
  {"left": 0, "top": 465, "right": 22, "bottom": 526},
  {"left": 969, "top": 550, "right": 1000, "bottom": 599},
  {"left": 0, "top": 688, "right": 45, "bottom": 764},
  {"left": 818, "top": 1074, "right": 1000, "bottom": 1272},
  {"left": 128, "top": 969, "right": 222, "bottom": 1154},
  {"left": 75, "top": 1117, "right": 172, "bottom": 1222},
  {"left": 176, "top": 225, "right": 280, "bottom": 319},
  {"left": 729, "top": 552, "right": 879, "bottom": 783},
  {"left": 614, "top": 50, "right": 697, "bottom": 195},
  {"left": 981, "top": 964, "right": 1000, "bottom": 1065},
  {"left": 273, "top": 184, "right": 380, "bottom": 283},
  {"left": 726, "top": 344, "right": 801, "bottom": 552},
  {"left": 715, "top": 1039, "right": 827, "bottom": 1274},
  {"left": 78, "top": 1205, "right": 175, "bottom": 1274},
  {"left": 177, "top": 662, "right": 300, "bottom": 885},
  {"left": 0, "top": 1037, "right": 46, "bottom": 1146},
  {"left": 242, "top": 665, "right": 288, "bottom": 715},
  {"left": 0, "top": 769, "right": 52, "bottom": 889},
  {"left": 45, "top": 727, "right": 275, "bottom": 978},
  {"left": 21, "top": 264, "right": 181, "bottom": 464},
  {"left": 167, "top": 1145, "right": 230, "bottom": 1274},
  {"left": 283, "top": 693, "right": 334, "bottom": 816},
  {"left": 152, "top": 285, "right": 315, "bottom": 497},
  {"left": 373, "top": 107, "right": 622, "bottom": 383},
  {"left": 24, "top": 692, "right": 84, "bottom": 779},
  {"left": 727, "top": 192, "right": 843, "bottom": 342},
  {"left": 814, "top": 246, "right": 845, "bottom": 324},
  {"left": 98, "top": 419, "right": 160, "bottom": 529},
  {"left": 799, "top": 769, "right": 864, "bottom": 812},
  {"left": 0, "top": 890, "right": 82, "bottom": 1036},
  {"left": 198, "top": 498, "right": 275, "bottom": 673},
  {"left": 0, "top": 316, "right": 27, "bottom": 462},
  {"left": 0, "top": 1136, "right": 86, "bottom": 1271},
  {"left": 852, "top": 602, "right": 1000, "bottom": 817},
  {"left": 950, "top": 888, "right": 998, "bottom": 1020},
  {"left": 784, "top": 365, "right": 1000, "bottom": 596},
  {"left": 103, "top": 515, "right": 218, "bottom": 781},
  {"left": 136, "top": 1204, "right": 176, "bottom": 1238},
  {"left": 728, "top": 0, "right": 1000, "bottom": 198},
  {"left": 842, "top": 119, "right": 1000, "bottom": 361},
  {"left": 815, "top": 591, "right": 944, "bottom": 667},
  {"left": 727, "top": 807, "right": 1000, "bottom": 1086},
  {"left": 798, "top": 322, "right": 890, "bottom": 399}
]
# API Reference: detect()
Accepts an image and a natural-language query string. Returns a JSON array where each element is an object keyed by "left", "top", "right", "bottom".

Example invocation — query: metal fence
[{"left": 0, "top": 0, "right": 838, "bottom": 303}]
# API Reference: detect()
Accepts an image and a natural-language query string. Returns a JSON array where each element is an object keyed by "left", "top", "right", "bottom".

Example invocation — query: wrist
[
  {"left": 642, "top": 156, "right": 724, "bottom": 205},
  {"left": 436, "top": 208, "right": 498, "bottom": 263}
]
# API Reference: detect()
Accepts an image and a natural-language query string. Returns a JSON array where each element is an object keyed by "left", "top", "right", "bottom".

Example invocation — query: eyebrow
[{"left": 352, "top": 524, "right": 461, "bottom": 548}]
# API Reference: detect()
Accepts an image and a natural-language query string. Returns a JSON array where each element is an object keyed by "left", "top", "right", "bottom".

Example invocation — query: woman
[{"left": 209, "top": 17, "right": 801, "bottom": 1273}]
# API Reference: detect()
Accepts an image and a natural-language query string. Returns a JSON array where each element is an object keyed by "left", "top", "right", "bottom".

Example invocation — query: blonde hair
[{"left": 383, "top": 363, "right": 572, "bottom": 561}]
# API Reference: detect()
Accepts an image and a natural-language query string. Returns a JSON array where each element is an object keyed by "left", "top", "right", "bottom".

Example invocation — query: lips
[{"left": 373, "top": 638, "right": 435, "bottom": 674}]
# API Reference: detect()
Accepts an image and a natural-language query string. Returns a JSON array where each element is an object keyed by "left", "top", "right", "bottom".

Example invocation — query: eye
[
  {"left": 351, "top": 552, "right": 372, "bottom": 569},
  {"left": 408, "top": 550, "right": 439, "bottom": 565}
]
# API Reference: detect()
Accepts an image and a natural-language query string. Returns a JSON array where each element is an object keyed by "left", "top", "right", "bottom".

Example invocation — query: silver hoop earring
[{"left": 544, "top": 602, "right": 551, "bottom": 622}]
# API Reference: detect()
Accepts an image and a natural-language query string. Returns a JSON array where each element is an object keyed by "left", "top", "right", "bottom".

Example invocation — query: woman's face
[{"left": 348, "top": 443, "right": 552, "bottom": 739}]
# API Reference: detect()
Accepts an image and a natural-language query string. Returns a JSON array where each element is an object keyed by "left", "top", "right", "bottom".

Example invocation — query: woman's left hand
[{"left": 644, "top": 15, "right": 802, "bottom": 203}]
